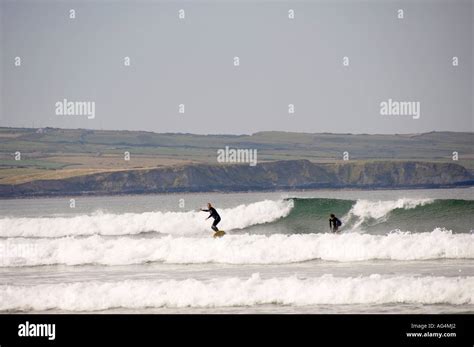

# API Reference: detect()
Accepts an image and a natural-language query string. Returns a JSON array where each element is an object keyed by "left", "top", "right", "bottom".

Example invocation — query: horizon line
[{"left": 1, "top": 126, "right": 473, "bottom": 137}]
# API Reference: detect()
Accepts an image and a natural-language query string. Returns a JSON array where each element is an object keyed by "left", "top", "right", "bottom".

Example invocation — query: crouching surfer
[
  {"left": 329, "top": 213, "right": 342, "bottom": 233},
  {"left": 201, "top": 203, "right": 225, "bottom": 237}
]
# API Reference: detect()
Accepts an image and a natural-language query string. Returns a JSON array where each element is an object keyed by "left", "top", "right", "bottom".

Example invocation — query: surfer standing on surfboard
[{"left": 201, "top": 203, "right": 221, "bottom": 232}]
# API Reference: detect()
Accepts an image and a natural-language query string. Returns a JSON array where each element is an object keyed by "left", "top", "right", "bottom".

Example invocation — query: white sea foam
[
  {"left": 343, "top": 198, "right": 434, "bottom": 229},
  {"left": 0, "top": 200, "right": 293, "bottom": 238},
  {"left": 1, "top": 274, "right": 472, "bottom": 311},
  {"left": 1, "top": 228, "right": 472, "bottom": 267}
]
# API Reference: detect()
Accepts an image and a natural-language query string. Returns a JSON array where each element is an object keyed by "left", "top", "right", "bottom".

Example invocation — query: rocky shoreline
[{"left": 1, "top": 160, "right": 472, "bottom": 198}]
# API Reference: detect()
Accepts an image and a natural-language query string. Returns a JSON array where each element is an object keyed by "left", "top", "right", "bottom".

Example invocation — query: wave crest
[
  {"left": 342, "top": 198, "right": 434, "bottom": 230},
  {"left": 1, "top": 273, "right": 472, "bottom": 311},
  {"left": 1, "top": 229, "right": 472, "bottom": 267},
  {"left": 0, "top": 199, "right": 293, "bottom": 238}
]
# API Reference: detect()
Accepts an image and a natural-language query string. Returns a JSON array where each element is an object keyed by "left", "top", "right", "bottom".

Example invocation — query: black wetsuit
[
  {"left": 329, "top": 217, "right": 342, "bottom": 233},
  {"left": 203, "top": 207, "right": 221, "bottom": 231}
]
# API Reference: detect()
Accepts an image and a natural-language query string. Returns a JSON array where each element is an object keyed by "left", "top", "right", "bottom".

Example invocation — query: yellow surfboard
[{"left": 213, "top": 230, "right": 226, "bottom": 238}]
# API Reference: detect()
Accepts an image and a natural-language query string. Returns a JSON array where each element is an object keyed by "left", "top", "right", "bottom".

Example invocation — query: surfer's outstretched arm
[{"left": 200, "top": 208, "right": 212, "bottom": 219}]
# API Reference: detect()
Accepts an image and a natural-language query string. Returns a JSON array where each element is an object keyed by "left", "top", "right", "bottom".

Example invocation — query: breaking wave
[
  {"left": 1, "top": 229, "right": 472, "bottom": 267},
  {"left": 0, "top": 200, "right": 293, "bottom": 238},
  {"left": 3, "top": 197, "right": 472, "bottom": 238},
  {"left": 1, "top": 273, "right": 472, "bottom": 311}
]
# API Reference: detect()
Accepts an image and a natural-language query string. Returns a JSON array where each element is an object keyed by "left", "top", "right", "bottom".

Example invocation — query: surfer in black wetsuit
[
  {"left": 201, "top": 203, "right": 221, "bottom": 231},
  {"left": 329, "top": 214, "right": 342, "bottom": 233}
]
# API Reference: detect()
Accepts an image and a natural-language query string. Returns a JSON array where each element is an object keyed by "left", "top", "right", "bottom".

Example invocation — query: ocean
[{"left": 0, "top": 188, "right": 473, "bottom": 314}]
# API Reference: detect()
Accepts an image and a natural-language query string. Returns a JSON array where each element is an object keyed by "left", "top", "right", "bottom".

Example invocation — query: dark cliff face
[
  {"left": 1, "top": 160, "right": 473, "bottom": 197},
  {"left": 328, "top": 161, "right": 473, "bottom": 186}
]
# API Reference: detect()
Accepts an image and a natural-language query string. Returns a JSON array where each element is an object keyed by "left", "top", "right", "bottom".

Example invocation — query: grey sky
[{"left": 0, "top": 0, "right": 472, "bottom": 134}]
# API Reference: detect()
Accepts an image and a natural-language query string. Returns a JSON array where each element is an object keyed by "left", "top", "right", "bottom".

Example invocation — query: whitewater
[
  {"left": 2, "top": 274, "right": 473, "bottom": 312},
  {"left": 0, "top": 189, "right": 473, "bottom": 313},
  {"left": 0, "top": 199, "right": 293, "bottom": 238},
  {"left": 1, "top": 229, "right": 472, "bottom": 266}
]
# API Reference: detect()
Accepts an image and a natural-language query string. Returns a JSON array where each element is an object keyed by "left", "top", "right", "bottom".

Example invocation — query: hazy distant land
[{"left": 0, "top": 127, "right": 473, "bottom": 197}]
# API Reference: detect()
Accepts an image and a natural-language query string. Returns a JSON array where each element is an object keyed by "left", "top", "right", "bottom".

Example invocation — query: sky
[{"left": 0, "top": 0, "right": 473, "bottom": 135}]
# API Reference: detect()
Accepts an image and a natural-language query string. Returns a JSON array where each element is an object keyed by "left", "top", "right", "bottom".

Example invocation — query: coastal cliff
[{"left": 1, "top": 160, "right": 472, "bottom": 197}]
